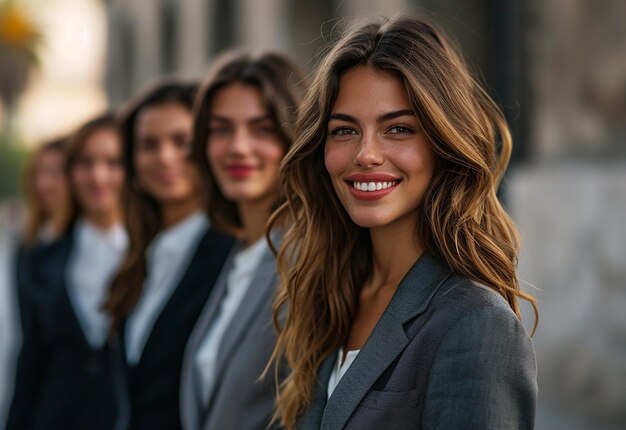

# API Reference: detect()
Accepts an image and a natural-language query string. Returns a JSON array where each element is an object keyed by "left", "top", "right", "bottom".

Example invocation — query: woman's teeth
[{"left": 352, "top": 181, "right": 397, "bottom": 191}]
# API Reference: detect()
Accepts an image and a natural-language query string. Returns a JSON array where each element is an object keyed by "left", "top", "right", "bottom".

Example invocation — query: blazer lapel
[
  {"left": 44, "top": 230, "right": 95, "bottom": 353},
  {"left": 299, "top": 352, "right": 336, "bottom": 430},
  {"left": 320, "top": 308, "right": 408, "bottom": 430},
  {"left": 320, "top": 253, "right": 451, "bottom": 430},
  {"left": 180, "top": 241, "right": 241, "bottom": 430},
  {"left": 204, "top": 244, "right": 278, "bottom": 414}
]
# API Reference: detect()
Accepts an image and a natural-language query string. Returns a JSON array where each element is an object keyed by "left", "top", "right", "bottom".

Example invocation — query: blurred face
[
  {"left": 207, "top": 83, "right": 285, "bottom": 205},
  {"left": 70, "top": 128, "right": 124, "bottom": 217},
  {"left": 34, "top": 149, "right": 68, "bottom": 215},
  {"left": 134, "top": 102, "right": 200, "bottom": 204},
  {"left": 324, "top": 66, "right": 436, "bottom": 229}
]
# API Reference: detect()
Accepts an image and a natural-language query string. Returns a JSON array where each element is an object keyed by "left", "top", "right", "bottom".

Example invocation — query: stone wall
[{"left": 510, "top": 164, "right": 626, "bottom": 430}]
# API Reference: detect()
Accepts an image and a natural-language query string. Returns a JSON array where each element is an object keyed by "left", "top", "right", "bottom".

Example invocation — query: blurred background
[{"left": 1, "top": 0, "right": 624, "bottom": 428}]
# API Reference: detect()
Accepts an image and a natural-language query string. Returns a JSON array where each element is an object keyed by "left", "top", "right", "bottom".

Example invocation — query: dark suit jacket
[
  {"left": 119, "top": 227, "right": 234, "bottom": 430},
  {"left": 6, "top": 229, "right": 121, "bottom": 430},
  {"left": 14, "top": 240, "right": 52, "bottom": 329},
  {"left": 180, "top": 238, "right": 280, "bottom": 430},
  {"left": 14, "top": 243, "right": 32, "bottom": 323},
  {"left": 300, "top": 253, "right": 537, "bottom": 430}
]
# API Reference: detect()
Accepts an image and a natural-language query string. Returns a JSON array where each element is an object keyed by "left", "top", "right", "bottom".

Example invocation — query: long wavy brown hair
[
  {"left": 22, "top": 138, "right": 71, "bottom": 247},
  {"left": 268, "top": 16, "right": 538, "bottom": 429},
  {"left": 191, "top": 50, "right": 307, "bottom": 236},
  {"left": 103, "top": 81, "right": 197, "bottom": 334}
]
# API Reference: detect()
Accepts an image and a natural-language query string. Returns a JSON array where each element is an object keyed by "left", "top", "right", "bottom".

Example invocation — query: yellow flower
[{"left": 0, "top": 3, "right": 40, "bottom": 48}]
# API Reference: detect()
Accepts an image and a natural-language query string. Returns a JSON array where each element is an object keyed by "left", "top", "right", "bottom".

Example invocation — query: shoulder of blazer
[
  {"left": 23, "top": 227, "right": 75, "bottom": 302},
  {"left": 420, "top": 274, "right": 520, "bottom": 328},
  {"left": 418, "top": 276, "right": 537, "bottom": 430},
  {"left": 178, "top": 226, "right": 236, "bottom": 292},
  {"left": 32, "top": 227, "right": 74, "bottom": 275},
  {"left": 400, "top": 271, "right": 526, "bottom": 344},
  {"left": 169, "top": 226, "right": 235, "bottom": 295},
  {"left": 191, "top": 227, "right": 236, "bottom": 263}
]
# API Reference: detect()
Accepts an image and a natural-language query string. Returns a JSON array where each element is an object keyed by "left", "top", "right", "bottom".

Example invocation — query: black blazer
[
  {"left": 300, "top": 253, "right": 537, "bottom": 430},
  {"left": 119, "top": 227, "right": 234, "bottom": 430},
  {"left": 7, "top": 229, "right": 121, "bottom": 430},
  {"left": 14, "top": 241, "right": 50, "bottom": 329}
]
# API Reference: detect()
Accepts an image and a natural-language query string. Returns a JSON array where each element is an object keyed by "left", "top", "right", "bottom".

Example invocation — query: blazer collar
[
  {"left": 312, "top": 252, "right": 451, "bottom": 430},
  {"left": 196, "top": 232, "right": 282, "bottom": 421},
  {"left": 38, "top": 226, "right": 74, "bottom": 290},
  {"left": 210, "top": 240, "right": 277, "bottom": 390},
  {"left": 36, "top": 227, "right": 106, "bottom": 353},
  {"left": 179, "top": 241, "right": 241, "bottom": 430},
  {"left": 299, "top": 352, "right": 336, "bottom": 429}
]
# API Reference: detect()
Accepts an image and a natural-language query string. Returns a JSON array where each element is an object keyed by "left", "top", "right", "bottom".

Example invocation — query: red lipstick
[
  {"left": 344, "top": 173, "right": 401, "bottom": 201},
  {"left": 226, "top": 165, "right": 255, "bottom": 178}
]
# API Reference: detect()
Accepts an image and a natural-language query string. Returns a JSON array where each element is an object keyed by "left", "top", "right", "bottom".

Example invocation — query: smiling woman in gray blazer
[
  {"left": 268, "top": 16, "right": 538, "bottom": 430},
  {"left": 179, "top": 50, "right": 306, "bottom": 430}
]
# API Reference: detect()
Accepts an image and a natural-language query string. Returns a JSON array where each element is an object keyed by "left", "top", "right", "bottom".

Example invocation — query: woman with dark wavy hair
[
  {"left": 179, "top": 50, "right": 306, "bottom": 430},
  {"left": 8, "top": 114, "right": 127, "bottom": 430},
  {"left": 104, "top": 81, "right": 234, "bottom": 429},
  {"left": 269, "top": 16, "right": 538, "bottom": 429},
  {"left": 15, "top": 138, "right": 72, "bottom": 327},
  {"left": 21, "top": 138, "right": 72, "bottom": 247}
]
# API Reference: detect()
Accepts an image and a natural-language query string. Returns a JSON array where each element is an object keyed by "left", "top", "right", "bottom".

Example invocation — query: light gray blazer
[
  {"left": 180, "top": 239, "right": 279, "bottom": 430},
  {"left": 299, "top": 253, "right": 537, "bottom": 430}
]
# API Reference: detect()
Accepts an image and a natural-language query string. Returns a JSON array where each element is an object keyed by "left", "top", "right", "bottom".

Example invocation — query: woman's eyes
[
  {"left": 252, "top": 125, "right": 277, "bottom": 137},
  {"left": 170, "top": 132, "right": 189, "bottom": 145},
  {"left": 387, "top": 125, "right": 414, "bottom": 135},
  {"left": 209, "top": 125, "right": 276, "bottom": 137},
  {"left": 329, "top": 127, "right": 357, "bottom": 136},
  {"left": 137, "top": 139, "right": 158, "bottom": 151},
  {"left": 328, "top": 125, "right": 415, "bottom": 136},
  {"left": 209, "top": 126, "right": 231, "bottom": 136}
]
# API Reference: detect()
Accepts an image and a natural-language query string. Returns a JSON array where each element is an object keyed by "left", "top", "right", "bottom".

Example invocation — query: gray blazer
[
  {"left": 300, "top": 253, "right": 537, "bottom": 430},
  {"left": 180, "top": 239, "right": 279, "bottom": 430}
]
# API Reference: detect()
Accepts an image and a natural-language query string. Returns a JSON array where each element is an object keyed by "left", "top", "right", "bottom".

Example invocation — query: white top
[
  {"left": 125, "top": 211, "right": 209, "bottom": 364},
  {"left": 327, "top": 347, "right": 361, "bottom": 398},
  {"left": 67, "top": 218, "right": 128, "bottom": 348},
  {"left": 194, "top": 237, "right": 268, "bottom": 405}
]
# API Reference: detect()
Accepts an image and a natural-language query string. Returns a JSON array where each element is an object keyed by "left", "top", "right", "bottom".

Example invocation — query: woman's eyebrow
[
  {"left": 248, "top": 114, "right": 274, "bottom": 125},
  {"left": 328, "top": 113, "right": 358, "bottom": 124},
  {"left": 376, "top": 109, "right": 415, "bottom": 122},
  {"left": 208, "top": 115, "right": 231, "bottom": 123},
  {"left": 328, "top": 110, "right": 415, "bottom": 124}
]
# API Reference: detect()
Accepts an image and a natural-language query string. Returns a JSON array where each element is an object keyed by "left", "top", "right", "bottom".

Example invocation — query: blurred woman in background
[
  {"left": 104, "top": 81, "right": 234, "bottom": 429},
  {"left": 269, "top": 16, "right": 537, "bottom": 430},
  {"left": 8, "top": 114, "right": 127, "bottom": 430},
  {"left": 179, "top": 51, "right": 306, "bottom": 430},
  {"left": 15, "top": 138, "right": 72, "bottom": 333},
  {"left": 21, "top": 138, "right": 71, "bottom": 247}
]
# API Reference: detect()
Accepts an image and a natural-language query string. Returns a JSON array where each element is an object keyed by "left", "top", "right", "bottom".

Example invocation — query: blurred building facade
[{"left": 104, "top": 1, "right": 626, "bottom": 429}]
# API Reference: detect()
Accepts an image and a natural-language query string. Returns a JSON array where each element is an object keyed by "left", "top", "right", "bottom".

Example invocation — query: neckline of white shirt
[
  {"left": 193, "top": 236, "right": 269, "bottom": 405},
  {"left": 125, "top": 210, "right": 209, "bottom": 364},
  {"left": 327, "top": 347, "right": 361, "bottom": 399},
  {"left": 75, "top": 217, "right": 128, "bottom": 252},
  {"left": 68, "top": 218, "right": 128, "bottom": 348},
  {"left": 233, "top": 236, "right": 267, "bottom": 268},
  {"left": 147, "top": 210, "right": 208, "bottom": 259}
]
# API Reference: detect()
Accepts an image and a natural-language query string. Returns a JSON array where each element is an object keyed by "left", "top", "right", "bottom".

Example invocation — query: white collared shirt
[
  {"left": 194, "top": 236, "right": 268, "bottom": 405},
  {"left": 327, "top": 347, "right": 361, "bottom": 398},
  {"left": 67, "top": 218, "right": 128, "bottom": 348},
  {"left": 125, "top": 211, "right": 209, "bottom": 364}
]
